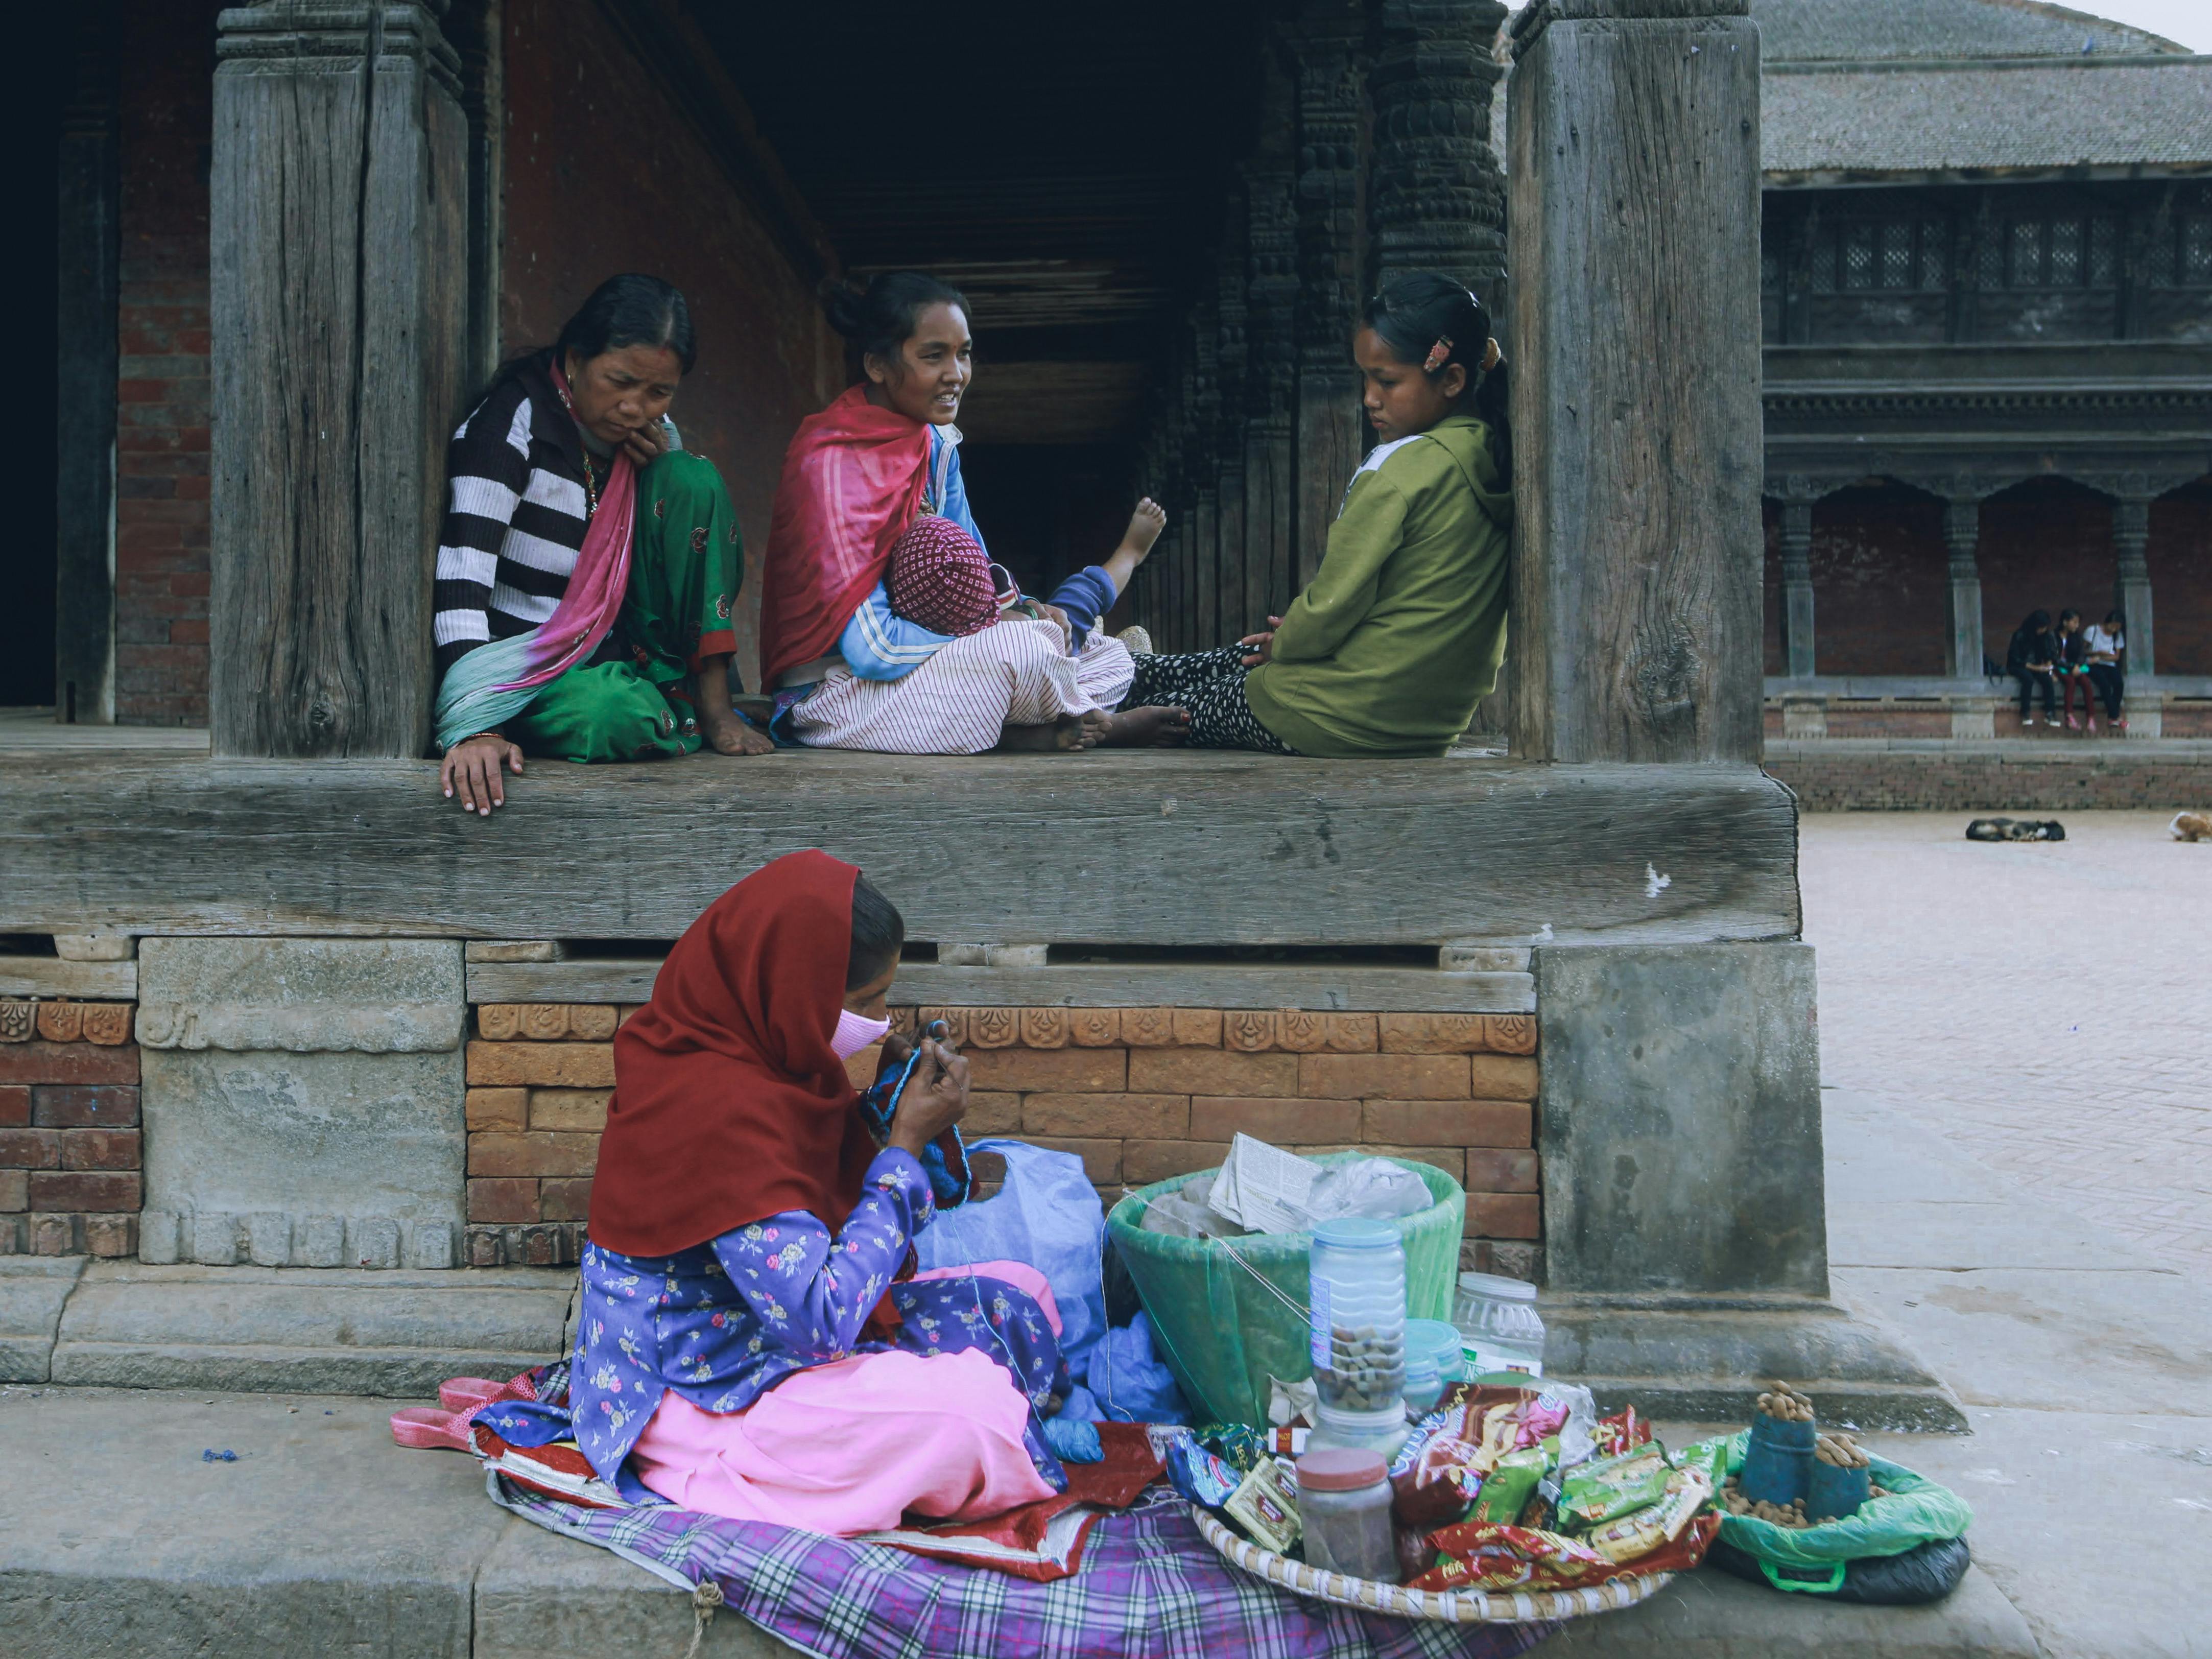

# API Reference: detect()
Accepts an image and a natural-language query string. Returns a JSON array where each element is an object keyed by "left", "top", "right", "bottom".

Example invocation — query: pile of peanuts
[
  {"left": 1815, "top": 1431, "right": 1870, "bottom": 1470},
  {"left": 1721, "top": 1477, "right": 1810, "bottom": 1528},
  {"left": 1755, "top": 1381, "right": 1815, "bottom": 1423}
]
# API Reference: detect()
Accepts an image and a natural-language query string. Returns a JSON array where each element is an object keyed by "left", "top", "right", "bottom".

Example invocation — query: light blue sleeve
[
  {"left": 839, "top": 583, "right": 956, "bottom": 682},
  {"left": 933, "top": 428, "right": 988, "bottom": 557}
]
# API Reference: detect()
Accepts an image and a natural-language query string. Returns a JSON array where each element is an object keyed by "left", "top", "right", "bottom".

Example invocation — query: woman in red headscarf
[{"left": 565, "top": 851, "right": 1077, "bottom": 1533}]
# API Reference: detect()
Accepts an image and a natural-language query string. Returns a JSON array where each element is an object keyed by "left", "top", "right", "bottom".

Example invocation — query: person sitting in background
[
  {"left": 759, "top": 272, "right": 1185, "bottom": 753},
  {"left": 2082, "top": 610, "right": 2127, "bottom": 732},
  {"left": 1111, "top": 272, "right": 1513, "bottom": 756},
  {"left": 433, "top": 274, "right": 773, "bottom": 817},
  {"left": 2054, "top": 608, "right": 2098, "bottom": 731},
  {"left": 2005, "top": 610, "right": 2059, "bottom": 728}
]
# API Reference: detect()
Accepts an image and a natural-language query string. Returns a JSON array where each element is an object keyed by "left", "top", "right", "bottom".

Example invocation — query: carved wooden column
[
  {"left": 56, "top": 8, "right": 121, "bottom": 724},
  {"left": 1214, "top": 201, "right": 1251, "bottom": 637},
  {"left": 1780, "top": 505, "right": 1816, "bottom": 680},
  {"left": 1942, "top": 493, "right": 1985, "bottom": 680},
  {"left": 1244, "top": 158, "right": 1300, "bottom": 625},
  {"left": 1775, "top": 483, "right": 1818, "bottom": 680},
  {"left": 1369, "top": 0, "right": 1510, "bottom": 300},
  {"left": 1506, "top": 0, "right": 1763, "bottom": 763},
  {"left": 209, "top": 2, "right": 469, "bottom": 757},
  {"left": 2112, "top": 492, "right": 2156, "bottom": 677},
  {"left": 1189, "top": 297, "right": 1224, "bottom": 648},
  {"left": 1292, "top": 2, "right": 1367, "bottom": 589}
]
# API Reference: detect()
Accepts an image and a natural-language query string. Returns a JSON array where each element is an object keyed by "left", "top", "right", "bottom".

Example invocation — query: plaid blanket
[{"left": 487, "top": 1477, "right": 1553, "bottom": 1659}]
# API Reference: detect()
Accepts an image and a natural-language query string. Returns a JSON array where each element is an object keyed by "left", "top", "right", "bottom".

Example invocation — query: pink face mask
[{"left": 831, "top": 1007, "right": 892, "bottom": 1061}]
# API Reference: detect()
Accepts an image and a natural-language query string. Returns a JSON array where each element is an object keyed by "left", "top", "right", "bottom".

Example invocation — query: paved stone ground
[{"left": 1801, "top": 811, "right": 2212, "bottom": 1274}]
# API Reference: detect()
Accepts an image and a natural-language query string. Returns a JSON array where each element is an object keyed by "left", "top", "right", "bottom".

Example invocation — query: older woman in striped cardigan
[{"left": 432, "top": 274, "right": 773, "bottom": 815}]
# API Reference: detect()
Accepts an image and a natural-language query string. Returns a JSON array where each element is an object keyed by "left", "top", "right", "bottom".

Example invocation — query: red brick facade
[
  {"left": 113, "top": 2, "right": 221, "bottom": 726},
  {"left": 0, "top": 1003, "right": 142, "bottom": 1257},
  {"left": 462, "top": 1002, "right": 1542, "bottom": 1275}
]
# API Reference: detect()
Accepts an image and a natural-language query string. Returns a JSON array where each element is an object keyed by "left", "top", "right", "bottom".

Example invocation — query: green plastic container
[{"left": 1106, "top": 1155, "right": 1466, "bottom": 1428}]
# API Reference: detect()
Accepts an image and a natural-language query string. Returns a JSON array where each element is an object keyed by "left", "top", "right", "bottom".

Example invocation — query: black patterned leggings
[{"left": 1124, "top": 647, "right": 1298, "bottom": 753}]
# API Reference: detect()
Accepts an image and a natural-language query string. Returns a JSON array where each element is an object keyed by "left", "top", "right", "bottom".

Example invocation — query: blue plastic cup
[
  {"left": 1738, "top": 1412, "right": 1816, "bottom": 1508},
  {"left": 1806, "top": 1456, "right": 1871, "bottom": 1523}
]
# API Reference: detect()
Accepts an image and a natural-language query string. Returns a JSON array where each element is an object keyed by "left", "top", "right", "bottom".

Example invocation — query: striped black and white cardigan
[{"left": 432, "top": 354, "right": 598, "bottom": 680}]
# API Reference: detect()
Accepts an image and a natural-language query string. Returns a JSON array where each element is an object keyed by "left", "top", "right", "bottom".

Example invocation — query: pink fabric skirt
[{"left": 630, "top": 1261, "right": 1063, "bottom": 1536}]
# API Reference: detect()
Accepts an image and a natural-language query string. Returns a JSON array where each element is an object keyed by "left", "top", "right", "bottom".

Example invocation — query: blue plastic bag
[
  {"left": 914, "top": 1139, "right": 1108, "bottom": 1383},
  {"left": 1086, "top": 1312, "right": 1190, "bottom": 1424}
]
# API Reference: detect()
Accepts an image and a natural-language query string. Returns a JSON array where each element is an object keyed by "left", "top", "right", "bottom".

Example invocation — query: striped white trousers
[{"left": 789, "top": 621, "right": 1136, "bottom": 755}]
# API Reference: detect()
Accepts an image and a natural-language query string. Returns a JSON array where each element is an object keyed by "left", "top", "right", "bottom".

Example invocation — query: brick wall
[
  {"left": 2148, "top": 482, "right": 2211, "bottom": 676},
  {"left": 503, "top": 0, "right": 839, "bottom": 689},
  {"left": 113, "top": 1, "right": 222, "bottom": 725},
  {"left": 1764, "top": 749, "right": 2212, "bottom": 811},
  {"left": 463, "top": 1002, "right": 1542, "bottom": 1276},
  {"left": 0, "top": 1001, "right": 142, "bottom": 1257}
]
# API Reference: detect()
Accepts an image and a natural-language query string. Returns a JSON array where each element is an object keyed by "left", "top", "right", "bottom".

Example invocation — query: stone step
[
  {"left": 0, "top": 1385, "right": 2036, "bottom": 1659},
  {"left": 2, "top": 1258, "right": 572, "bottom": 1394}
]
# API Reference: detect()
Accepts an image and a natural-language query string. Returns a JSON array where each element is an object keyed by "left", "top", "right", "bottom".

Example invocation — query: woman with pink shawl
[
  {"left": 759, "top": 274, "right": 1188, "bottom": 754},
  {"left": 432, "top": 276, "right": 774, "bottom": 815}
]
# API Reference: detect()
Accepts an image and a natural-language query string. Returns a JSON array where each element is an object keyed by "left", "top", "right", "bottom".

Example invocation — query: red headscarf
[
  {"left": 586, "top": 850, "right": 879, "bottom": 1257},
  {"left": 758, "top": 386, "right": 932, "bottom": 689}
]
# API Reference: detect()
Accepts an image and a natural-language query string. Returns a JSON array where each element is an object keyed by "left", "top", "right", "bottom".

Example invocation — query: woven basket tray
[{"left": 1188, "top": 1505, "right": 1674, "bottom": 1625}]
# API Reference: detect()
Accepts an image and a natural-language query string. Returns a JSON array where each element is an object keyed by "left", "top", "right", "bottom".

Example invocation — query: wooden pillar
[
  {"left": 1369, "top": 0, "right": 1509, "bottom": 300},
  {"left": 1505, "top": 0, "right": 1764, "bottom": 764},
  {"left": 1214, "top": 209, "right": 1251, "bottom": 638},
  {"left": 2112, "top": 493, "right": 2156, "bottom": 677},
  {"left": 55, "top": 7, "right": 121, "bottom": 725},
  {"left": 209, "top": 2, "right": 468, "bottom": 757},
  {"left": 1291, "top": 2, "right": 1367, "bottom": 590},
  {"left": 1942, "top": 494, "right": 1985, "bottom": 680},
  {"left": 1244, "top": 159, "right": 1300, "bottom": 625},
  {"left": 1778, "top": 495, "right": 1816, "bottom": 680}
]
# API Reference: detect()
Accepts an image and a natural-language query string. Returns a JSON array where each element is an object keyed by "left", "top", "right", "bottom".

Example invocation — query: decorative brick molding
[
  {"left": 0, "top": 1002, "right": 143, "bottom": 1257},
  {"left": 461, "top": 1001, "right": 1542, "bottom": 1274}
]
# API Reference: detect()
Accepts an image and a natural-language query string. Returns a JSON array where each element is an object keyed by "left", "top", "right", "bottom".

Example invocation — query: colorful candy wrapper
[
  {"left": 1470, "top": 1447, "right": 1545, "bottom": 1523},
  {"left": 1558, "top": 1444, "right": 1670, "bottom": 1530},
  {"left": 1224, "top": 1458, "right": 1301, "bottom": 1554},
  {"left": 1584, "top": 1467, "right": 1712, "bottom": 1563},
  {"left": 1167, "top": 1437, "right": 1241, "bottom": 1509},
  {"left": 1593, "top": 1405, "right": 1653, "bottom": 1459},
  {"left": 1413, "top": 1513, "right": 1722, "bottom": 1595},
  {"left": 1672, "top": 1434, "right": 1730, "bottom": 1496}
]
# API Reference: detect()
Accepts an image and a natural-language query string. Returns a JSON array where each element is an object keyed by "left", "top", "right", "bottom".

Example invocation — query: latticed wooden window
[
  {"left": 2157, "top": 212, "right": 2212, "bottom": 286},
  {"left": 1812, "top": 217, "right": 1949, "bottom": 293},
  {"left": 1990, "top": 216, "right": 2122, "bottom": 289}
]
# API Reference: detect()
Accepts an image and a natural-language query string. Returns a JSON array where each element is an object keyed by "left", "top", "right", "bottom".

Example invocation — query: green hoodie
[{"left": 1244, "top": 413, "right": 1512, "bottom": 759}]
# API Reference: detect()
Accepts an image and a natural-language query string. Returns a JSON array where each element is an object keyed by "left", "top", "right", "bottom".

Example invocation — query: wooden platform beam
[{"left": 0, "top": 751, "right": 1798, "bottom": 946}]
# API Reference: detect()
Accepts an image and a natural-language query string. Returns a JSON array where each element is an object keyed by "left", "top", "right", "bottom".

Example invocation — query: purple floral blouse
[{"left": 567, "top": 1147, "right": 934, "bottom": 1480}]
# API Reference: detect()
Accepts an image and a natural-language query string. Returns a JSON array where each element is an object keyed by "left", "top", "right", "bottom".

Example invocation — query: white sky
[{"left": 1498, "top": 1, "right": 2212, "bottom": 53}]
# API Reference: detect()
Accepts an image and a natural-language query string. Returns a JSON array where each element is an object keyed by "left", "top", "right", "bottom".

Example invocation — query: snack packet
[
  {"left": 1592, "top": 1405, "right": 1653, "bottom": 1459},
  {"left": 1583, "top": 1467, "right": 1712, "bottom": 1564},
  {"left": 1224, "top": 1458, "right": 1301, "bottom": 1554},
  {"left": 1557, "top": 1445, "right": 1670, "bottom": 1530},
  {"left": 1672, "top": 1435, "right": 1730, "bottom": 1496},
  {"left": 1167, "top": 1438, "right": 1241, "bottom": 1509},
  {"left": 1470, "top": 1447, "right": 1546, "bottom": 1523},
  {"left": 1414, "top": 1513, "right": 1723, "bottom": 1595}
]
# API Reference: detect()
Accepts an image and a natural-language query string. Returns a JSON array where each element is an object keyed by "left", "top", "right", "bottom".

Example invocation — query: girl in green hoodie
[{"left": 1122, "top": 273, "right": 1514, "bottom": 759}]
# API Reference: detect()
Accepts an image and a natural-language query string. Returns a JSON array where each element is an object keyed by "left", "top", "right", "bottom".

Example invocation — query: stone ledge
[
  {"left": 45, "top": 1262, "right": 571, "bottom": 1396},
  {"left": 0, "top": 1386, "right": 2035, "bottom": 1659}
]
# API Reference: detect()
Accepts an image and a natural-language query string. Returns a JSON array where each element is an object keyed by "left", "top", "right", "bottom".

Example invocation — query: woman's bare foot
[
  {"left": 699, "top": 706, "right": 774, "bottom": 756},
  {"left": 1088, "top": 704, "right": 1191, "bottom": 748},
  {"left": 1100, "top": 497, "right": 1169, "bottom": 594},
  {"left": 994, "top": 714, "right": 1097, "bottom": 752}
]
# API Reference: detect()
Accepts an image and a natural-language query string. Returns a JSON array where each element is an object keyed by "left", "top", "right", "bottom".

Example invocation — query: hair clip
[{"left": 1423, "top": 337, "right": 1454, "bottom": 373}]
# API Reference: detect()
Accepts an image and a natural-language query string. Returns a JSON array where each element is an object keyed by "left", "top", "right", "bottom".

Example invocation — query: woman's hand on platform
[
  {"left": 1238, "top": 617, "right": 1283, "bottom": 666},
  {"left": 620, "top": 419, "right": 669, "bottom": 469},
  {"left": 441, "top": 734, "right": 525, "bottom": 815},
  {"left": 888, "top": 1037, "right": 969, "bottom": 1157}
]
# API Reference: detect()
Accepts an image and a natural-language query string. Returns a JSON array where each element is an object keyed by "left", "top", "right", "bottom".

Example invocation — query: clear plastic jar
[
  {"left": 1400, "top": 1318, "right": 1465, "bottom": 1414},
  {"left": 1451, "top": 1271, "right": 1545, "bottom": 1377},
  {"left": 1295, "top": 1448, "right": 1398, "bottom": 1580},
  {"left": 1309, "top": 1218, "right": 1406, "bottom": 1418}
]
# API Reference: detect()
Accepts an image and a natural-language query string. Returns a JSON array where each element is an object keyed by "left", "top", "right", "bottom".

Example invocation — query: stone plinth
[{"left": 136, "top": 939, "right": 466, "bottom": 1268}]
